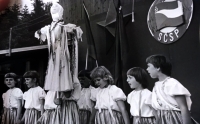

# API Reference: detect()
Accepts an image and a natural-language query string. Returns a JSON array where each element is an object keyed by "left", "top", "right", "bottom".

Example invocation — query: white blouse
[
  {"left": 149, "top": 77, "right": 192, "bottom": 111},
  {"left": 2, "top": 88, "right": 23, "bottom": 108},
  {"left": 90, "top": 85, "right": 126, "bottom": 112},
  {"left": 127, "top": 89, "right": 154, "bottom": 117},
  {"left": 77, "top": 86, "right": 95, "bottom": 112},
  {"left": 44, "top": 91, "right": 57, "bottom": 110},
  {"left": 23, "top": 86, "right": 46, "bottom": 111}
]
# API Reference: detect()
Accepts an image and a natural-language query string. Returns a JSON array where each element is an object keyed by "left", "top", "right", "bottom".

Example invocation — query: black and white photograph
[{"left": 0, "top": 0, "right": 199, "bottom": 124}]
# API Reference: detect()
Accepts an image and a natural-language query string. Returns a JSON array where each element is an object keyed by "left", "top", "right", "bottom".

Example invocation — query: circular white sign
[{"left": 147, "top": 0, "right": 193, "bottom": 44}]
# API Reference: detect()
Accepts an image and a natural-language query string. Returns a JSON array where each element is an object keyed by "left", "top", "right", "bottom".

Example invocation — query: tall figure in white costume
[{"left": 35, "top": 2, "right": 82, "bottom": 92}]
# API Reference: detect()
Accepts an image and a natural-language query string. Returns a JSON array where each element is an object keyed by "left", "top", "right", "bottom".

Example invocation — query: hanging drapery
[
  {"left": 83, "top": 2, "right": 98, "bottom": 71},
  {"left": 113, "top": 0, "right": 129, "bottom": 90}
]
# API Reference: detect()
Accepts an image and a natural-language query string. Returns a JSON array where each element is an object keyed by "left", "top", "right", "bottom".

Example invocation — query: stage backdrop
[{"left": 76, "top": 0, "right": 200, "bottom": 121}]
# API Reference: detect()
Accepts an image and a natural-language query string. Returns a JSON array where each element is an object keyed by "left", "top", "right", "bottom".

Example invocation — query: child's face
[
  {"left": 146, "top": 63, "right": 159, "bottom": 78},
  {"left": 78, "top": 76, "right": 91, "bottom": 88},
  {"left": 93, "top": 77, "right": 108, "bottom": 88},
  {"left": 127, "top": 75, "right": 141, "bottom": 90},
  {"left": 25, "top": 78, "right": 36, "bottom": 88},
  {"left": 5, "top": 78, "right": 16, "bottom": 89}
]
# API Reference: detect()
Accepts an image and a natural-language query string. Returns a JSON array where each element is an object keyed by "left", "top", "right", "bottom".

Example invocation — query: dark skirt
[
  {"left": 79, "top": 109, "right": 91, "bottom": 124},
  {"left": 53, "top": 100, "right": 79, "bottom": 124},
  {"left": 25, "top": 109, "right": 41, "bottom": 124},
  {"left": 1, "top": 108, "right": 17, "bottom": 124},
  {"left": 133, "top": 116, "right": 155, "bottom": 124},
  {"left": 95, "top": 109, "right": 125, "bottom": 124},
  {"left": 37, "top": 109, "right": 55, "bottom": 124}
]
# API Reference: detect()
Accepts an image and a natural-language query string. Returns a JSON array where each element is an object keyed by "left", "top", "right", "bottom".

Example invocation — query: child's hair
[
  {"left": 78, "top": 70, "right": 92, "bottom": 88},
  {"left": 23, "top": 70, "right": 40, "bottom": 85},
  {"left": 90, "top": 66, "right": 114, "bottom": 85},
  {"left": 127, "top": 67, "right": 149, "bottom": 88},
  {"left": 146, "top": 54, "right": 172, "bottom": 76},
  {"left": 78, "top": 70, "right": 91, "bottom": 80},
  {"left": 4, "top": 72, "right": 18, "bottom": 82}
]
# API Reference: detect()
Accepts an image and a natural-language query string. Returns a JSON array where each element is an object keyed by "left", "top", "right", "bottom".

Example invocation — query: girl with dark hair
[
  {"left": 126, "top": 67, "right": 155, "bottom": 124},
  {"left": 77, "top": 70, "right": 95, "bottom": 124},
  {"left": 1, "top": 73, "right": 23, "bottom": 124},
  {"left": 146, "top": 54, "right": 192, "bottom": 124},
  {"left": 89, "top": 66, "right": 130, "bottom": 124},
  {"left": 21, "top": 71, "right": 46, "bottom": 124}
]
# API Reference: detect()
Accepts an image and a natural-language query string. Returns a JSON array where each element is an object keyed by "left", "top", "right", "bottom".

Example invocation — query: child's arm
[
  {"left": 16, "top": 99, "right": 22, "bottom": 123},
  {"left": 117, "top": 100, "right": 130, "bottom": 124},
  {"left": 149, "top": 106, "right": 159, "bottom": 124},
  {"left": 174, "top": 95, "right": 192, "bottom": 124},
  {"left": 39, "top": 98, "right": 45, "bottom": 115}
]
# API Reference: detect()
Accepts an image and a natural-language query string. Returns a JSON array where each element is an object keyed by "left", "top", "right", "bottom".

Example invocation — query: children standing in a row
[{"left": 0, "top": 55, "right": 194, "bottom": 124}]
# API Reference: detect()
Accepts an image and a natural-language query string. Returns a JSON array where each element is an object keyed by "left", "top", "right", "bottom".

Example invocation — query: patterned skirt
[
  {"left": 1, "top": 108, "right": 17, "bottom": 124},
  {"left": 133, "top": 116, "right": 155, "bottom": 124},
  {"left": 79, "top": 109, "right": 91, "bottom": 124},
  {"left": 95, "top": 109, "right": 125, "bottom": 124},
  {"left": 24, "top": 109, "right": 41, "bottom": 124},
  {"left": 52, "top": 100, "right": 79, "bottom": 124},
  {"left": 156, "top": 110, "right": 182, "bottom": 124},
  {"left": 37, "top": 109, "right": 56, "bottom": 124}
]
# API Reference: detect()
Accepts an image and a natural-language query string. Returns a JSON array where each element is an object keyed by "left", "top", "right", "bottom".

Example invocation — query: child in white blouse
[
  {"left": 1, "top": 73, "right": 23, "bottom": 124},
  {"left": 126, "top": 67, "right": 155, "bottom": 124},
  {"left": 89, "top": 66, "right": 130, "bottom": 124},
  {"left": 37, "top": 90, "right": 57, "bottom": 124},
  {"left": 21, "top": 71, "right": 46, "bottom": 124},
  {"left": 77, "top": 70, "right": 95, "bottom": 124},
  {"left": 146, "top": 54, "right": 192, "bottom": 124}
]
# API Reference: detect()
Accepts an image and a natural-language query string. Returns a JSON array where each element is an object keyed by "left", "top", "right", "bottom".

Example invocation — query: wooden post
[{"left": 7, "top": 28, "right": 12, "bottom": 56}]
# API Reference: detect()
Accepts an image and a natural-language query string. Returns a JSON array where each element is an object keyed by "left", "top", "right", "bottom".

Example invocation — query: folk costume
[
  {"left": 148, "top": 77, "right": 192, "bottom": 124},
  {"left": 90, "top": 85, "right": 126, "bottom": 124},
  {"left": 77, "top": 86, "right": 95, "bottom": 124},
  {"left": 127, "top": 89, "right": 155, "bottom": 124},
  {"left": 1, "top": 88, "right": 23, "bottom": 124},
  {"left": 23, "top": 86, "right": 46, "bottom": 124}
]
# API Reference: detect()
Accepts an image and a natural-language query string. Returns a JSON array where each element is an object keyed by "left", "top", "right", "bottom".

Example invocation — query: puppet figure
[{"left": 35, "top": 2, "right": 83, "bottom": 92}]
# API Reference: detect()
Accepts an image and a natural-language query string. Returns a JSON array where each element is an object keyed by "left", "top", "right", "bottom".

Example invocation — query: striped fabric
[
  {"left": 79, "top": 109, "right": 91, "bottom": 124},
  {"left": 156, "top": 110, "right": 182, "bottom": 124},
  {"left": 1, "top": 108, "right": 17, "bottom": 124},
  {"left": 37, "top": 109, "right": 56, "bottom": 124},
  {"left": 155, "top": 1, "right": 184, "bottom": 30},
  {"left": 53, "top": 100, "right": 80, "bottom": 124},
  {"left": 95, "top": 109, "right": 125, "bottom": 124},
  {"left": 133, "top": 116, "right": 155, "bottom": 124},
  {"left": 25, "top": 109, "right": 41, "bottom": 124}
]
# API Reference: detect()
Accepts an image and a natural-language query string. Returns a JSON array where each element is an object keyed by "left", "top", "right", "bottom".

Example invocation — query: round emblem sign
[{"left": 147, "top": 0, "right": 193, "bottom": 44}]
